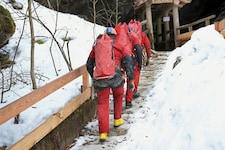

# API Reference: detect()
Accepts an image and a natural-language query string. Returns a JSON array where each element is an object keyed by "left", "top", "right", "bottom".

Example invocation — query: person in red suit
[
  {"left": 132, "top": 32, "right": 152, "bottom": 98},
  {"left": 86, "top": 27, "right": 135, "bottom": 143},
  {"left": 141, "top": 32, "right": 152, "bottom": 66},
  {"left": 119, "top": 20, "right": 143, "bottom": 109}
]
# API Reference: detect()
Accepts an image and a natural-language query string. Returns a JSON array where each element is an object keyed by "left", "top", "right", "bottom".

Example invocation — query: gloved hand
[
  {"left": 146, "top": 58, "right": 150, "bottom": 66},
  {"left": 129, "top": 80, "right": 135, "bottom": 92}
]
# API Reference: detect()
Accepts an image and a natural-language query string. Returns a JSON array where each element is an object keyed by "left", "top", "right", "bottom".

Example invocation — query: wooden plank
[
  {"left": 221, "top": 30, "right": 225, "bottom": 38},
  {"left": 173, "top": 0, "right": 191, "bottom": 7},
  {"left": 145, "top": 0, "right": 154, "bottom": 49},
  {"left": 134, "top": 0, "right": 173, "bottom": 8},
  {"left": 134, "top": 0, "right": 148, "bottom": 9},
  {"left": 218, "top": 19, "right": 225, "bottom": 32},
  {"left": 8, "top": 88, "right": 92, "bottom": 150},
  {"left": 214, "top": 22, "right": 219, "bottom": 31},
  {"left": 0, "top": 65, "right": 87, "bottom": 125},
  {"left": 82, "top": 71, "right": 89, "bottom": 91},
  {"left": 177, "top": 15, "right": 216, "bottom": 31},
  {"left": 173, "top": 5, "right": 180, "bottom": 47},
  {"left": 214, "top": 19, "right": 225, "bottom": 38},
  {"left": 176, "top": 30, "right": 195, "bottom": 41},
  {"left": 152, "top": 0, "right": 173, "bottom": 4}
]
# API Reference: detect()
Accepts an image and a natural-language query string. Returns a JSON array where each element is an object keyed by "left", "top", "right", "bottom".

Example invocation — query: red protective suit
[
  {"left": 86, "top": 34, "right": 134, "bottom": 134},
  {"left": 141, "top": 32, "right": 151, "bottom": 59},
  {"left": 125, "top": 21, "right": 143, "bottom": 104},
  {"left": 97, "top": 85, "right": 124, "bottom": 133},
  {"left": 130, "top": 32, "right": 152, "bottom": 96}
]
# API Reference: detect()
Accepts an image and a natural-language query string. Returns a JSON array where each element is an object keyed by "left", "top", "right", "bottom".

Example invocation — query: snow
[
  {"left": 1, "top": 0, "right": 225, "bottom": 150},
  {"left": 0, "top": 0, "right": 105, "bottom": 148}
]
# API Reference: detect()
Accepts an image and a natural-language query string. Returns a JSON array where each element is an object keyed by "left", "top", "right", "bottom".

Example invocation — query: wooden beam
[
  {"left": 152, "top": 0, "right": 173, "bottom": 4},
  {"left": 82, "top": 71, "right": 90, "bottom": 91},
  {"left": 173, "top": 0, "right": 192, "bottom": 7},
  {"left": 134, "top": 0, "right": 173, "bottom": 6},
  {"left": 134, "top": 0, "right": 173, "bottom": 9},
  {"left": 214, "top": 19, "right": 225, "bottom": 38},
  {"left": 221, "top": 30, "right": 225, "bottom": 38},
  {"left": 145, "top": 0, "right": 155, "bottom": 49},
  {"left": 154, "top": 3, "right": 173, "bottom": 19},
  {"left": 157, "top": 17, "right": 162, "bottom": 42},
  {"left": 9, "top": 88, "right": 92, "bottom": 150},
  {"left": 215, "top": 19, "right": 225, "bottom": 32},
  {"left": 173, "top": 5, "right": 180, "bottom": 47},
  {"left": 0, "top": 65, "right": 87, "bottom": 125},
  {"left": 177, "top": 15, "right": 216, "bottom": 32},
  {"left": 176, "top": 30, "right": 195, "bottom": 41}
]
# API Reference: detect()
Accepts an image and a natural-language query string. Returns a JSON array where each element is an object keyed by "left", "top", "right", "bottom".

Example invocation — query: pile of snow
[{"left": 114, "top": 25, "right": 225, "bottom": 150}]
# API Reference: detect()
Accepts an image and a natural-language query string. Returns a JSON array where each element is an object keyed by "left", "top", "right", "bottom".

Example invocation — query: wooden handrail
[
  {"left": 0, "top": 65, "right": 89, "bottom": 125},
  {"left": 9, "top": 88, "right": 91, "bottom": 150},
  {"left": 214, "top": 18, "right": 225, "bottom": 38},
  {"left": 176, "top": 15, "right": 216, "bottom": 32},
  {"left": 176, "top": 30, "right": 195, "bottom": 41},
  {"left": 0, "top": 65, "right": 92, "bottom": 149},
  {"left": 176, "top": 15, "right": 216, "bottom": 45}
]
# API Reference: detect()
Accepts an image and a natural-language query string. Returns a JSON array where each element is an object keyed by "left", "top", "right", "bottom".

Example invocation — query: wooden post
[
  {"left": 163, "top": 11, "right": 170, "bottom": 50},
  {"left": 157, "top": 17, "right": 162, "bottom": 43},
  {"left": 82, "top": 71, "right": 89, "bottom": 92},
  {"left": 173, "top": 4, "right": 180, "bottom": 48},
  {"left": 145, "top": 0, "right": 154, "bottom": 49}
]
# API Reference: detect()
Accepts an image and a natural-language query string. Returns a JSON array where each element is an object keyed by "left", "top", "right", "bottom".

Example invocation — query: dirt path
[{"left": 70, "top": 51, "right": 170, "bottom": 150}]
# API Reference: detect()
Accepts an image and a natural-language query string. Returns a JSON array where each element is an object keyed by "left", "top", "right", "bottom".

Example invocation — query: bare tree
[
  {"left": 89, "top": 0, "right": 119, "bottom": 27},
  {"left": 0, "top": 62, "right": 4, "bottom": 103},
  {"left": 116, "top": 0, "right": 119, "bottom": 25},
  {"left": 91, "top": 0, "right": 98, "bottom": 40},
  {"left": 31, "top": 13, "right": 73, "bottom": 72},
  {"left": 28, "top": 0, "right": 37, "bottom": 89}
]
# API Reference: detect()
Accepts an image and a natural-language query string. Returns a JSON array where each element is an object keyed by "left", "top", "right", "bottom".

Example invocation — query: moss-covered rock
[{"left": 0, "top": 4, "right": 16, "bottom": 48}]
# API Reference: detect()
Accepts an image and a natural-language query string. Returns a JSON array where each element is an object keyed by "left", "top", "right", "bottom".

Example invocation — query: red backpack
[
  {"left": 93, "top": 34, "right": 115, "bottom": 80},
  {"left": 115, "top": 22, "right": 132, "bottom": 50},
  {"left": 128, "top": 19, "right": 142, "bottom": 41}
]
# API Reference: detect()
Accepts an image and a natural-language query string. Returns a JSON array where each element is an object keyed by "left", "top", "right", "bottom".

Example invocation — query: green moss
[
  {"left": 62, "top": 37, "right": 73, "bottom": 41},
  {"left": 35, "top": 39, "right": 45, "bottom": 44},
  {"left": 0, "top": 5, "right": 16, "bottom": 34},
  {"left": 0, "top": 59, "right": 14, "bottom": 69}
]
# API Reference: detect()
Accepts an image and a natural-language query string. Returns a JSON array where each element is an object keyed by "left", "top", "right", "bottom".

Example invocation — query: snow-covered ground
[
  {"left": 0, "top": 0, "right": 105, "bottom": 148},
  {"left": 1, "top": 1, "right": 225, "bottom": 150}
]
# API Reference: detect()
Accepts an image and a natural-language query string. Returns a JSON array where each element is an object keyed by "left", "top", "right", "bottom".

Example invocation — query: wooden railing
[
  {"left": 176, "top": 14, "right": 216, "bottom": 45},
  {"left": 215, "top": 18, "right": 225, "bottom": 38},
  {"left": 0, "top": 65, "right": 92, "bottom": 150}
]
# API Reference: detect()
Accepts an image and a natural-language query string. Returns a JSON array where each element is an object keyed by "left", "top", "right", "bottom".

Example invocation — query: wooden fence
[
  {"left": 0, "top": 65, "right": 92, "bottom": 150},
  {"left": 176, "top": 14, "right": 216, "bottom": 45},
  {"left": 215, "top": 18, "right": 225, "bottom": 38}
]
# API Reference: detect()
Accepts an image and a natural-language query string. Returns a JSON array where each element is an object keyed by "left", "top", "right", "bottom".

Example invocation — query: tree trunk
[{"left": 28, "top": 0, "right": 37, "bottom": 89}]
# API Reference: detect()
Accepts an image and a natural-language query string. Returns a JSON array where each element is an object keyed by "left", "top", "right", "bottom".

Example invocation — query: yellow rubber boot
[
  {"left": 114, "top": 118, "right": 124, "bottom": 128},
  {"left": 99, "top": 132, "right": 108, "bottom": 143}
]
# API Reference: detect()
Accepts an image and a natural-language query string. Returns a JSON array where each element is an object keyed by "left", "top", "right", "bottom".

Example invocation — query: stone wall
[{"left": 30, "top": 98, "right": 97, "bottom": 150}]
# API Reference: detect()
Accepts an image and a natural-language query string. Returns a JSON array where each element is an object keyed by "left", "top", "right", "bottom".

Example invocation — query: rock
[
  {"left": 12, "top": 2, "right": 23, "bottom": 10},
  {"left": 0, "top": 4, "right": 16, "bottom": 48}
]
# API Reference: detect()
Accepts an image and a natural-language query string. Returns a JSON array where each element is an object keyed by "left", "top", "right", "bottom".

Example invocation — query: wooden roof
[
  {"left": 134, "top": 0, "right": 192, "bottom": 20},
  {"left": 134, "top": 0, "right": 173, "bottom": 8},
  {"left": 134, "top": 0, "right": 191, "bottom": 9}
]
